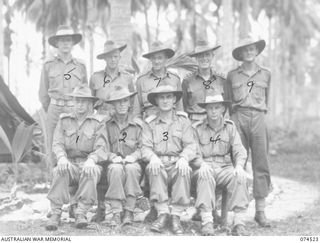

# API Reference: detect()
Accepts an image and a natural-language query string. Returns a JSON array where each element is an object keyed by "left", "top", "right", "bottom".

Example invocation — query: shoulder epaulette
[
  {"left": 133, "top": 117, "right": 144, "bottom": 127},
  {"left": 183, "top": 71, "right": 196, "bottom": 80},
  {"left": 74, "top": 58, "right": 86, "bottom": 66},
  {"left": 44, "top": 56, "right": 56, "bottom": 64},
  {"left": 92, "top": 70, "right": 104, "bottom": 76},
  {"left": 225, "top": 119, "right": 234, "bottom": 125},
  {"left": 167, "top": 70, "right": 180, "bottom": 79},
  {"left": 229, "top": 66, "right": 241, "bottom": 73},
  {"left": 137, "top": 71, "right": 151, "bottom": 80},
  {"left": 259, "top": 65, "right": 271, "bottom": 73},
  {"left": 212, "top": 69, "right": 226, "bottom": 79},
  {"left": 176, "top": 111, "right": 188, "bottom": 118},
  {"left": 191, "top": 120, "right": 203, "bottom": 129},
  {"left": 145, "top": 114, "right": 157, "bottom": 124},
  {"left": 93, "top": 113, "right": 109, "bottom": 123},
  {"left": 59, "top": 112, "right": 73, "bottom": 119}
]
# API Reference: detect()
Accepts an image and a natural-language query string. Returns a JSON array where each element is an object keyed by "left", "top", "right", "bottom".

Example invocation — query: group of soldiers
[{"left": 40, "top": 25, "right": 272, "bottom": 236}]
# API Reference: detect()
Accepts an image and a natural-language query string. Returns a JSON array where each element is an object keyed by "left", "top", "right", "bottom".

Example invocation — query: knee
[
  {"left": 125, "top": 163, "right": 139, "bottom": 174},
  {"left": 108, "top": 163, "right": 124, "bottom": 175}
]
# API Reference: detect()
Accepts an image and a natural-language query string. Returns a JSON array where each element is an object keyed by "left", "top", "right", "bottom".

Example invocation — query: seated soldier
[
  {"left": 92, "top": 86, "right": 144, "bottom": 226},
  {"left": 141, "top": 85, "right": 197, "bottom": 235},
  {"left": 45, "top": 86, "right": 106, "bottom": 231},
  {"left": 193, "top": 94, "right": 250, "bottom": 236}
]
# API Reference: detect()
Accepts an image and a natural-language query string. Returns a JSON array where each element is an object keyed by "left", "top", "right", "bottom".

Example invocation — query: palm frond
[
  {"left": 166, "top": 53, "right": 198, "bottom": 73},
  {"left": 0, "top": 125, "right": 12, "bottom": 154}
]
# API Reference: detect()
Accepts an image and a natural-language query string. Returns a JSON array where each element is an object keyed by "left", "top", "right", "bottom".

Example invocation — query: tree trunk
[
  {"left": 239, "top": 0, "right": 250, "bottom": 38},
  {"left": 143, "top": 1, "right": 151, "bottom": 48},
  {"left": 0, "top": 0, "right": 4, "bottom": 77},
  {"left": 221, "top": 0, "right": 234, "bottom": 70},
  {"left": 109, "top": 0, "right": 133, "bottom": 71}
]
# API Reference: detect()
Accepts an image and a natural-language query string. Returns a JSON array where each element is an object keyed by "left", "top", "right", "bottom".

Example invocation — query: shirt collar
[
  {"left": 238, "top": 63, "right": 262, "bottom": 74},
  {"left": 149, "top": 68, "right": 170, "bottom": 79},
  {"left": 155, "top": 111, "right": 178, "bottom": 124},
  {"left": 110, "top": 114, "right": 135, "bottom": 126},
  {"left": 204, "top": 116, "right": 226, "bottom": 132},
  {"left": 104, "top": 68, "right": 121, "bottom": 78},
  {"left": 56, "top": 54, "right": 76, "bottom": 64},
  {"left": 195, "top": 68, "right": 216, "bottom": 80}
]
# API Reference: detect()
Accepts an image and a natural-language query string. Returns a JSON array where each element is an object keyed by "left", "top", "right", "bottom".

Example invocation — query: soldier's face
[
  {"left": 205, "top": 103, "right": 225, "bottom": 121},
  {"left": 241, "top": 44, "right": 258, "bottom": 62},
  {"left": 74, "top": 97, "right": 93, "bottom": 115},
  {"left": 56, "top": 36, "right": 73, "bottom": 54},
  {"left": 113, "top": 97, "right": 130, "bottom": 115},
  {"left": 150, "top": 52, "right": 168, "bottom": 71},
  {"left": 196, "top": 51, "right": 213, "bottom": 69},
  {"left": 105, "top": 50, "right": 121, "bottom": 69},
  {"left": 155, "top": 93, "right": 176, "bottom": 111}
]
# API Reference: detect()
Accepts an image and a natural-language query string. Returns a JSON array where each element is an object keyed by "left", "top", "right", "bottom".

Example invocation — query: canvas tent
[{"left": 0, "top": 75, "right": 35, "bottom": 162}]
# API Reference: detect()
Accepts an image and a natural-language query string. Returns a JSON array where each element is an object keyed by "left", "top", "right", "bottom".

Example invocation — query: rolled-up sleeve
[
  {"left": 230, "top": 125, "right": 247, "bottom": 167},
  {"left": 141, "top": 123, "right": 157, "bottom": 163},
  {"left": 179, "top": 120, "right": 197, "bottom": 162},
  {"left": 87, "top": 123, "right": 110, "bottom": 163},
  {"left": 39, "top": 64, "right": 50, "bottom": 112}
]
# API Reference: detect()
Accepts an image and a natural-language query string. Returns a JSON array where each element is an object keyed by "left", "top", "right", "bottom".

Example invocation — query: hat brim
[
  {"left": 147, "top": 91, "right": 183, "bottom": 107},
  {"left": 104, "top": 92, "right": 137, "bottom": 103},
  {"left": 189, "top": 45, "right": 221, "bottom": 57},
  {"left": 198, "top": 100, "right": 231, "bottom": 109},
  {"left": 142, "top": 48, "right": 175, "bottom": 59},
  {"left": 232, "top": 40, "right": 266, "bottom": 61},
  {"left": 67, "top": 94, "right": 99, "bottom": 101},
  {"left": 48, "top": 34, "right": 82, "bottom": 48},
  {"left": 96, "top": 44, "right": 127, "bottom": 59}
]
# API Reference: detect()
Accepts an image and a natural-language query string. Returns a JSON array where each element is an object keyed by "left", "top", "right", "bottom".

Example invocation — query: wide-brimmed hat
[
  {"left": 147, "top": 85, "right": 182, "bottom": 106},
  {"left": 48, "top": 25, "right": 82, "bottom": 48},
  {"left": 142, "top": 41, "right": 175, "bottom": 59},
  {"left": 97, "top": 40, "right": 127, "bottom": 59},
  {"left": 67, "top": 86, "right": 98, "bottom": 101},
  {"left": 232, "top": 36, "right": 266, "bottom": 61},
  {"left": 198, "top": 94, "right": 231, "bottom": 108},
  {"left": 104, "top": 86, "right": 137, "bottom": 103},
  {"left": 189, "top": 40, "right": 221, "bottom": 57}
]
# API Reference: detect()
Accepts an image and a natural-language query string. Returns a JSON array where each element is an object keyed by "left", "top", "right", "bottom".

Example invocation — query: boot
[
  {"left": 91, "top": 206, "right": 106, "bottom": 223},
  {"left": 144, "top": 206, "right": 158, "bottom": 223},
  {"left": 122, "top": 210, "right": 134, "bottom": 226},
  {"left": 75, "top": 214, "right": 88, "bottom": 229},
  {"left": 231, "top": 224, "right": 249, "bottom": 236},
  {"left": 150, "top": 213, "right": 168, "bottom": 233},
  {"left": 109, "top": 212, "right": 121, "bottom": 227},
  {"left": 254, "top": 211, "right": 271, "bottom": 227},
  {"left": 191, "top": 208, "right": 202, "bottom": 222},
  {"left": 171, "top": 215, "right": 184, "bottom": 235},
  {"left": 201, "top": 222, "right": 215, "bottom": 236},
  {"left": 45, "top": 214, "right": 61, "bottom": 231}
]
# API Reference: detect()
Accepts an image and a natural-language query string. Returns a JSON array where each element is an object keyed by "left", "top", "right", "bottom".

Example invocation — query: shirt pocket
[
  {"left": 231, "top": 79, "right": 247, "bottom": 102},
  {"left": 216, "top": 133, "right": 230, "bottom": 156},
  {"left": 48, "top": 69, "right": 61, "bottom": 88},
  {"left": 198, "top": 133, "right": 212, "bottom": 157},
  {"left": 251, "top": 79, "right": 268, "bottom": 103},
  {"left": 80, "top": 128, "right": 95, "bottom": 152},
  {"left": 170, "top": 129, "right": 182, "bottom": 152},
  {"left": 69, "top": 68, "right": 85, "bottom": 88},
  {"left": 141, "top": 85, "right": 154, "bottom": 107},
  {"left": 63, "top": 128, "right": 77, "bottom": 149},
  {"left": 123, "top": 138, "right": 137, "bottom": 155}
]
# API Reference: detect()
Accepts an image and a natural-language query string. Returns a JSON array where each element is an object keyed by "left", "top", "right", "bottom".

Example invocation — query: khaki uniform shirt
[
  {"left": 141, "top": 111, "right": 197, "bottom": 165},
  {"left": 182, "top": 68, "right": 225, "bottom": 114},
  {"left": 39, "top": 55, "right": 88, "bottom": 111},
  {"left": 52, "top": 112, "right": 106, "bottom": 163},
  {"left": 193, "top": 118, "right": 247, "bottom": 168},
  {"left": 96, "top": 115, "right": 142, "bottom": 161},
  {"left": 225, "top": 64, "right": 271, "bottom": 113},
  {"left": 135, "top": 69, "right": 183, "bottom": 118},
  {"left": 89, "top": 69, "right": 137, "bottom": 116}
]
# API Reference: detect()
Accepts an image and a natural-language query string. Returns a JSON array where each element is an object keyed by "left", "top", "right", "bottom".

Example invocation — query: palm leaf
[
  {"left": 0, "top": 125, "right": 12, "bottom": 154},
  {"left": 166, "top": 53, "right": 198, "bottom": 73}
]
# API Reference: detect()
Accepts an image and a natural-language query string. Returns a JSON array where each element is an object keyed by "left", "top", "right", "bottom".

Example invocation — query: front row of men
[{"left": 46, "top": 84, "right": 251, "bottom": 236}]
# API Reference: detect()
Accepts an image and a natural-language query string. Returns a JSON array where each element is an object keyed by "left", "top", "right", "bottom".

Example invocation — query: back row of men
[{"left": 40, "top": 25, "right": 271, "bottom": 236}]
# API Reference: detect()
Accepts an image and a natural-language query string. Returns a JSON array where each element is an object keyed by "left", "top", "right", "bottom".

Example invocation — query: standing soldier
[
  {"left": 39, "top": 25, "right": 87, "bottom": 167},
  {"left": 135, "top": 41, "right": 183, "bottom": 119},
  {"left": 224, "top": 37, "right": 271, "bottom": 227},
  {"left": 193, "top": 94, "right": 250, "bottom": 236},
  {"left": 91, "top": 86, "right": 144, "bottom": 226},
  {"left": 141, "top": 85, "right": 197, "bottom": 235},
  {"left": 89, "top": 40, "right": 136, "bottom": 118},
  {"left": 45, "top": 86, "right": 105, "bottom": 231},
  {"left": 182, "top": 40, "right": 224, "bottom": 124}
]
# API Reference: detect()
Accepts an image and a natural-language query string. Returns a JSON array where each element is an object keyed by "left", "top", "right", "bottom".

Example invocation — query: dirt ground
[{"left": 1, "top": 119, "right": 320, "bottom": 236}]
